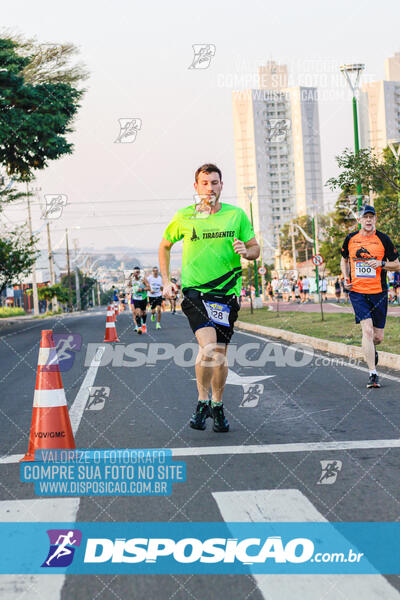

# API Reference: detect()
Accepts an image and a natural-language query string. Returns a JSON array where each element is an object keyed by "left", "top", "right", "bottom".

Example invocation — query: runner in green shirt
[
  {"left": 159, "top": 163, "right": 260, "bottom": 432},
  {"left": 129, "top": 267, "right": 150, "bottom": 334}
]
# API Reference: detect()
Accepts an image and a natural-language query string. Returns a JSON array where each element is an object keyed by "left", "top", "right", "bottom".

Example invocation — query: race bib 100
[{"left": 355, "top": 262, "right": 376, "bottom": 278}]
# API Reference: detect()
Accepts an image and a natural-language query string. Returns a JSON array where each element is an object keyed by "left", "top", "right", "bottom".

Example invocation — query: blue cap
[{"left": 360, "top": 204, "right": 376, "bottom": 217}]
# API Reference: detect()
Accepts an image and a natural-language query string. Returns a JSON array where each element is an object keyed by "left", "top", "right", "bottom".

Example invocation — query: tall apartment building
[
  {"left": 359, "top": 53, "right": 400, "bottom": 152},
  {"left": 232, "top": 62, "right": 323, "bottom": 261}
]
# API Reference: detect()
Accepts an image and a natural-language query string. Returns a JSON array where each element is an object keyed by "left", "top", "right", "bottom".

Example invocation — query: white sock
[{"left": 369, "top": 370, "right": 377, "bottom": 376}]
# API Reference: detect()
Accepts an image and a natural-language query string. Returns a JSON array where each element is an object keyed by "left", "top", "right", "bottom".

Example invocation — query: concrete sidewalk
[{"left": 236, "top": 320, "right": 400, "bottom": 371}]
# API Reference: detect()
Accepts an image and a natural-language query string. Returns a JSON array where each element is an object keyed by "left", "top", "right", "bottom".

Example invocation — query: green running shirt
[
  {"left": 131, "top": 278, "right": 147, "bottom": 300},
  {"left": 163, "top": 203, "right": 255, "bottom": 296}
]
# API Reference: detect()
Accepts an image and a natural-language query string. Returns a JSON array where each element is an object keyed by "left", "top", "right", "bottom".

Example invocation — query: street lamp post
[
  {"left": 290, "top": 222, "right": 297, "bottom": 272},
  {"left": 340, "top": 63, "right": 365, "bottom": 215}
]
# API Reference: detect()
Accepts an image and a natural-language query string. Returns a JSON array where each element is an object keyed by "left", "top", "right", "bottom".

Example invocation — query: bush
[{"left": 0, "top": 307, "right": 26, "bottom": 318}]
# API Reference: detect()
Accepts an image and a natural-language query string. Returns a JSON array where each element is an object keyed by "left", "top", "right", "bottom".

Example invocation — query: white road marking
[
  {"left": 226, "top": 369, "right": 274, "bottom": 386},
  {"left": 171, "top": 438, "right": 400, "bottom": 457},
  {"left": 0, "top": 347, "right": 105, "bottom": 464},
  {"left": 213, "top": 489, "right": 400, "bottom": 599},
  {"left": 69, "top": 346, "right": 105, "bottom": 435},
  {"left": 0, "top": 347, "right": 104, "bottom": 596},
  {"left": 0, "top": 498, "right": 80, "bottom": 600},
  {"left": 2, "top": 437, "right": 400, "bottom": 465}
]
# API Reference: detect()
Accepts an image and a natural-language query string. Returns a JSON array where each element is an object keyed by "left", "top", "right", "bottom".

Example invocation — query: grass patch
[
  {"left": 238, "top": 307, "right": 400, "bottom": 355},
  {"left": 0, "top": 307, "right": 26, "bottom": 318},
  {"left": 36, "top": 309, "right": 64, "bottom": 319}
]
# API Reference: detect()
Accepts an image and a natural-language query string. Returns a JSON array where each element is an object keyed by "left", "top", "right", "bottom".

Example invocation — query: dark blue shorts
[{"left": 349, "top": 291, "right": 388, "bottom": 328}]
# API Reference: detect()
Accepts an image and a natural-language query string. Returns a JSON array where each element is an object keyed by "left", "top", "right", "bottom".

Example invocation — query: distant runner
[
  {"left": 129, "top": 267, "right": 150, "bottom": 334},
  {"left": 159, "top": 163, "right": 259, "bottom": 432},
  {"left": 112, "top": 285, "right": 119, "bottom": 303},
  {"left": 341, "top": 205, "right": 399, "bottom": 388},
  {"left": 148, "top": 266, "right": 163, "bottom": 330},
  {"left": 169, "top": 277, "right": 179, "bottom": 314}
]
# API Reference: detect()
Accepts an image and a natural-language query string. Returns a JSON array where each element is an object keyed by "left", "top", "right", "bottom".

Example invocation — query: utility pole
[
  {"left": 243, "top": 186, "right": 260, "bottom": 299},
  {"left": 73, "top": 239, "right": 81, "bottom": 311},
  {"left": 65, "top": 229, "right": 73, "bottom": 312},
  {"left": 247, "top": 263, "right": 253, "bottom": 314},
  {"left": 46, "top": 221, "right": 58, "bottom": 311},
  {"left": 26, "top": 184, "right": 39, "bottom": 316}
]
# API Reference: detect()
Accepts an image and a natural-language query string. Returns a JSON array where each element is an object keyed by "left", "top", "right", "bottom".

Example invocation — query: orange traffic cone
[
  {"left": 104, "top": 305, "right": 119, "bottom": 342},
  {"left": 111, "top": 303, "right": 116, "bottom": 322},
  {"left": 114, "top": 301, "right": 119, "bottom": 317},
  {"left": 21, "top": 329, "right": 76, "bottom": 462}
]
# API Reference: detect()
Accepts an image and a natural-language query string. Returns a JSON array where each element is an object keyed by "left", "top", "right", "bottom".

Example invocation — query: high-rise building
[
  {"left": 359, "top": 54, "right": 400, "bottom": 153},
  {"left": 232, "top": 62, "right": 323, "bottom": 261},
  {"left": 385, "top": 52, "right": 400, "bottom": 82}
]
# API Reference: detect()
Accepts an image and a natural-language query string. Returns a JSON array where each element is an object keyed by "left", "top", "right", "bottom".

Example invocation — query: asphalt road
[{"left": 0, "top": 307, "right": 399, "bottom": 599}]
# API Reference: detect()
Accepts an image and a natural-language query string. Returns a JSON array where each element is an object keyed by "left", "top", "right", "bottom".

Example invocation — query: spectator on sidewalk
[
  {"left": 394, "top": 271, "right": 400, "bottom": 303},
  {"left": 334, "top": 277, "right": 341, "bottom": 302},
  {"left": 340, "top": 275, "right": 349, "bottom": 303},
  {"left": 301, "top": 276, "right": 310, "bottom": 302},
  {"left": 319, "top": 277, "right": 328, "bottom": 301},
  {"left": 267, "top": 281, "right": 273, "bottom": 301}
]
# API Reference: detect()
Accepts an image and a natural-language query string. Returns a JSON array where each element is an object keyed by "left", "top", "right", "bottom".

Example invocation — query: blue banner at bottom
[{"left": 0, "top": 522, "right": 399, "bottom": 574}]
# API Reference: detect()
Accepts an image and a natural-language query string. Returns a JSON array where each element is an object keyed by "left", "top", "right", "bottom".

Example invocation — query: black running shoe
[
  {"left": 367, "top": 374, "right": 381, "bottom": 388},
  {"left": 211, "top": 403, "right": 230, "bottom": 432},
  {"left": 189, "top": 401, "right": 211, "bottom": 430}
]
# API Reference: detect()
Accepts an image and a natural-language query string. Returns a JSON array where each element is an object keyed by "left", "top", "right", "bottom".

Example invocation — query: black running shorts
[
  {"left": 149, "top": 296, "right": 163, "bottom": 309},
  {"left": 181, "top": 289, "right": 239, "bottom": 344},
  {"left": 132, "top": 299, "right": 147, "bottom": 311}
]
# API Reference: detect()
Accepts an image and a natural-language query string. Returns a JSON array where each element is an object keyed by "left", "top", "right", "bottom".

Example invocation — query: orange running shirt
[{"left": 341, "top": 230, "right": 398, "bottom": 294}]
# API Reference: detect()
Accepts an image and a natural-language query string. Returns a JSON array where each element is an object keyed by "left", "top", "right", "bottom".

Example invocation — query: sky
[{"left": 2, "top": 0, "right": 400, "bottom": 264}]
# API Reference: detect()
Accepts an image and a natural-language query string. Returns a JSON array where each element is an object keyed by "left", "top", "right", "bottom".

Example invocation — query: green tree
[
  {"left": 60, "top": 270, "right": 97, "bottom": 309},
  {"left": 0, "top": 226, "right": 38, "bottom": 294},
  {"left": 371, "top": 149, "right": 400, "bottom": 250},
  {"left": 35, "top": 283, "right": 69, "bottom": 312},
  {"left": 326, "top": 147, "right": 400, "bottom": 196},
  {"left": 8, "top": 35, "right": 90, "bottom": 86},
  {"left": 326, "top": 146, "right": 400, "bottom": 259},
  {"left": 0, "top": 37, "right": 85, "bottom": 180},
  {"left": 100, "top": 288, "right": 114, "bottom": 306}
]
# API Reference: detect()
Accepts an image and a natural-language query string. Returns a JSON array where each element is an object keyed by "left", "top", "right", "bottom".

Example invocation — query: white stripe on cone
[
  {"left": 106, "top": 323, "right": 115, "bottom": 328},
  {"left": 37, "top": 348, "right": 59, "bottom": 366},
  {"left": 33, "top": 388, "right": 67, "bottom": 408}
]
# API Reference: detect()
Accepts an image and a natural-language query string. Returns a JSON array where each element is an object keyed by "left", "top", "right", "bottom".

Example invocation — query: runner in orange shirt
[{"left": 341, "top": 205, "right": 399, "bottom": 388}]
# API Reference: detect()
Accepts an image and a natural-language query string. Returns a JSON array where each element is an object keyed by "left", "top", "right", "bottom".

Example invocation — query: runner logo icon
[
  {"left": 317, "top": 460, "right": 342, "bottom": 485},
  {"left": 41, "top": 529, "right": 82, "bottom": 567}
]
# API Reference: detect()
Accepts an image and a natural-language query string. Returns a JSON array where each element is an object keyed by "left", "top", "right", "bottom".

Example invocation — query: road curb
[{"left": 236, "top": 320, "right": 400, "bottom": 371}]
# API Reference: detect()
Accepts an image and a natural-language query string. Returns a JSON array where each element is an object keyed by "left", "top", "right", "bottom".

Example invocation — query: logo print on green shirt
[{"left": 191, "top": 227, "right": 200, "bottom": 241}]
